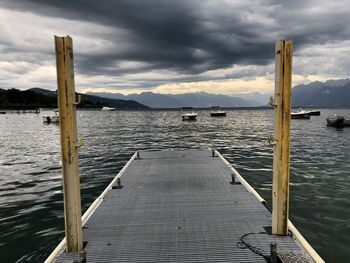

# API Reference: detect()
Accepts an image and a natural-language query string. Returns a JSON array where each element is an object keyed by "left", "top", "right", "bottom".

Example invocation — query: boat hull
[
  {"left": 309, "top": 110, "right": 321, "bottom": 116},
  {"left": 210, "top": 112, "right": 226, "bottom": 117},
  {"left": 291, "top": 113, "right": 310, "bottom": 119}
]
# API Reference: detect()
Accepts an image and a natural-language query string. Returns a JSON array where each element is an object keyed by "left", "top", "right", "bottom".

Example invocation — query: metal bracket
[
  {"left": 269, "top": 96, "right": 277, "bottom": 107},
  {"left": 267, "top": 135, "right": 277, "bottom": 145},
  {"left": 112, "top": 177, "right": 123, "bottom": 189},
  {"left": 73, "top": 95, "right": 81, "bottom": 105},
  {"left": 230, "top": 173, "right": 241, "bottom": 185},
  {"left": 270, "top": 242, "right": 278, "bottom": 263},
  {"left": 75, "top": 137, "right": 84, "bottom": 148}
]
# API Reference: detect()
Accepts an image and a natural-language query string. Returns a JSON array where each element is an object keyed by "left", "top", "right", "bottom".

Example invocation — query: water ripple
[{"left": 0, "top": 109, "right": 349, "bottom": 262}]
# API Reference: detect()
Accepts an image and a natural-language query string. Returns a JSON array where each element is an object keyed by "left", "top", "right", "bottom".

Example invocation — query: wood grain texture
[
  {"left": 272, "top": 40, "right": 293, "bottom": 235},
  {"left": 55, "top": 35, "right": 83, "bottom": 252}
]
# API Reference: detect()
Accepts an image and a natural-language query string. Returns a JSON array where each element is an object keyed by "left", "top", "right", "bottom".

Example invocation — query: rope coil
[{"left": 236, "top": 232, "right": 270, "bottom": 261}]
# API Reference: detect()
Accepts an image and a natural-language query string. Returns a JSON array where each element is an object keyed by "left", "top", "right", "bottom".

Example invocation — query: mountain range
[
  {"left": 2, "top": 78, "right": 350, "bottom": 109},
  {"left": 292, "top": 78, "right": 350, "bottom": 107},
  {"left": 88, "top": 78, "right": 350, "bottom": 108},
  {"left": 86, "top": 91, "right": 260, "bottom": 108}
]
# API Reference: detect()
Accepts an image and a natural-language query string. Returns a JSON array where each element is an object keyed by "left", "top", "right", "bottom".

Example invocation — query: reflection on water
[{"left": 0, "top": 109, "right": 349, "bottom": 262}]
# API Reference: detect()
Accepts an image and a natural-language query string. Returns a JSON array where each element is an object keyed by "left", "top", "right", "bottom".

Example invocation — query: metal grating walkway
[{"left": 57, "top": 149, "right": 312, "bottom": 262}]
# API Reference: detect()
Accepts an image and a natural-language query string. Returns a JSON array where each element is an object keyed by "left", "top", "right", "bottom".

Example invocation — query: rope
[{"left": 236, "top": 232, "right": 270, "bottom": 261}]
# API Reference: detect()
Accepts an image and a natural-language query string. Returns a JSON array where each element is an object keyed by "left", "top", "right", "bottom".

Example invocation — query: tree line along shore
[{"left": 0, "top": 88, "right": 148, "bottom": 110}]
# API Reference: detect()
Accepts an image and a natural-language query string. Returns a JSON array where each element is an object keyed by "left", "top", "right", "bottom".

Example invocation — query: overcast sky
[{"left": 0, "top": 0, "right": 350, "bottom": 95}]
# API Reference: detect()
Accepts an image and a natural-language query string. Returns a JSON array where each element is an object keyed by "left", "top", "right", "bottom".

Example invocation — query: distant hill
[
  {"left": 30, "top": 87, "right": 55, "bottom": 96},
  {"left": 0, "top": 88, "right": 148, "bottom": 109},
  {"left": 292, "top": 79, "right": 350, "bottom": 107},
  {"left": 0, "top": 88, "right": 57, "bottom": 109},
  {"left": 86, "top": 91, "right": 259, "bottom": 108}
]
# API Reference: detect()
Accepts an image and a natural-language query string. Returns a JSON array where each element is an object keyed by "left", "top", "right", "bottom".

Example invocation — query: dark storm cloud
[
  {"left": 0, "top": 0, "right": 277, "bottom": 76},
  {"left": 1, "top": 0, "right": 350, "bottom": 90}
]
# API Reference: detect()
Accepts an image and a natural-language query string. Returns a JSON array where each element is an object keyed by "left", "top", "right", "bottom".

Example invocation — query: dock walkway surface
[{"left": 56, "top": 149, "right": 311, "bottom": 262}]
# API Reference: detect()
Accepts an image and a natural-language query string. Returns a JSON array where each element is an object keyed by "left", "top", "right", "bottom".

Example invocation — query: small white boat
[
  {"left": 42, "top": 110, "right": 59, "bottom": 124},
  {"left": 101, "top": 106, "right": 115, "bottom": 111},
  {"left": 182, "top": 112, "right": 197, "bottom": 121},
  {"left": 181, "top": 107, "right": 197, "bottom": 121},
  {"left": 291, "top": 107, "right": 310, "bottom": 119},
  {"left": 210, "top": 106, "right": 226, "bottom": 117}
]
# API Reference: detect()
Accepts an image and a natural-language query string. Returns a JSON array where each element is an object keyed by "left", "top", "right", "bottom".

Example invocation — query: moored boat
[
  {"left": 101, "top": 106, "right": 115, "bottom": 111},
  {"left": 181, "top": 107, "right": 197, "bottom": 121},
  {"left": 326, "top": 115, "right": 350, "bottom": 128},
  {"left": 291, "top": 107, "right": 310, "bottom": 119},
  {"left": 182, "top": 113, "right": 197, "bottom": 121},
  {"left": 291, "top": 111, "right": 310, "bottom": 119},
  {"left": 291, "top": 107, "right": 320, "bottom": 118},
  {"left": 42, "top": 110, "right": 59, "bottom": 124},
  {"left": 210, "top": 106, "right": 226, "bottom": 117}
]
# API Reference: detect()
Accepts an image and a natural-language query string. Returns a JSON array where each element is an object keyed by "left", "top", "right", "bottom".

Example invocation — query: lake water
[{"left": 0, "top": 109, "right": 349, "bottom": 262}]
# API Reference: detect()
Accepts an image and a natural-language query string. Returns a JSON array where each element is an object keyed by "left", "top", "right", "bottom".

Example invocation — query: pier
[
  {"left": 53, "top": 149, "right": 315, "bottom": 262},
  {"left": 45, "top": 37, "right": 324, "bottom": 263},
  {"left": 16, "top": 109, "right": 40, "bottom": 114},
  {"left": 0, "top": 109, "right": 40, "bottom": 114}
]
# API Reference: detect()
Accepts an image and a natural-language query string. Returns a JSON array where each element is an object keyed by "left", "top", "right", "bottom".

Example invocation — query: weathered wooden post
[
  {"left": 55, "top": 35, "right": 83, "bottom": 252},
  {"left": 271, "top": 40, "right": 293, "bottom": 235}
]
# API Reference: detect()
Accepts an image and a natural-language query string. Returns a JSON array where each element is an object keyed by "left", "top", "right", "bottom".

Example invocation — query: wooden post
[
  {"left": 55, "top": 35, "right": 83, "bottom": 252},
  {"left": 272, "top": 40, "right": 293, "bottom": 235}
]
